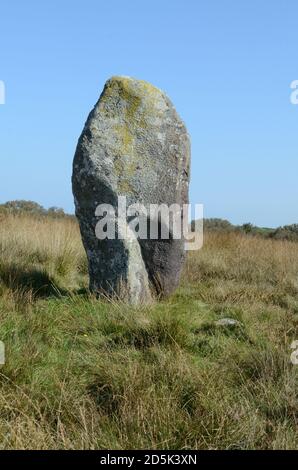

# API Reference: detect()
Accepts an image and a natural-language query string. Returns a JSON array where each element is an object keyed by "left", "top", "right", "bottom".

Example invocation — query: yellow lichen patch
[
  {"left": 107, "top": 76, "right": 160, "bottom": 124},
  {"left": 110, "top": 75, "right": 161, "bottom": 100},
  {"left": 112, "top": 124, "right": 138, "bottom": 195},
  {"left": 113, "top": 124, "right": 134, "bottom": 154},
  {"left": 114, "top": 155, "right": 136, "bottom": 194},
  {"left": 99, "top": 76, "right": 163, "bottom": 194}
]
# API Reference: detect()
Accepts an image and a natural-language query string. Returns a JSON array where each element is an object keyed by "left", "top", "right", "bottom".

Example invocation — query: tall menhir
[{"left": 72, "top": 76, "right": 190, "bottom": 304}]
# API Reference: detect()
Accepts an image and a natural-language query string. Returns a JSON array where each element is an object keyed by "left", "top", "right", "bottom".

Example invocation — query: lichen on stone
[{"left": 72, "top": 76, "right": 190, "bottom": 303}]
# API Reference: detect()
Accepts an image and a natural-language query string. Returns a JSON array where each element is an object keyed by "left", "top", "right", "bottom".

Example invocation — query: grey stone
[
  {"left": 72, "top": 76, "right": 190, "bottom": 303},
  {"left": 215, "top": 318, "right": 242, "bottom": 327}
]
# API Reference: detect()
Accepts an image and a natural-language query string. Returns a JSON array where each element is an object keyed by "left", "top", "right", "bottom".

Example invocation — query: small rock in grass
[{"left": 215, "top": 318, "right": 242, "bottom": 327}]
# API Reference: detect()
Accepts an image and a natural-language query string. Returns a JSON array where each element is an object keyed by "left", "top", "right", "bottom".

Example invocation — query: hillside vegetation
[
  {"left": 195, "top": 217, "right": 298, "bottom": 242},
  {"left": 0, "top": 210, "right": 298, "bottom": 449}
]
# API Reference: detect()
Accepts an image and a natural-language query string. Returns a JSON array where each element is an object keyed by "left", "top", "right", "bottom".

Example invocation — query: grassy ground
[{"left": 0, "top": 213, "right": 298, "bottom": 449}]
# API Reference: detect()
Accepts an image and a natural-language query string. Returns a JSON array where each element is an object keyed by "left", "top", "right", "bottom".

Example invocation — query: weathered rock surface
[{"left": 72, "top": 76, "right": 190, "bottom": 303}]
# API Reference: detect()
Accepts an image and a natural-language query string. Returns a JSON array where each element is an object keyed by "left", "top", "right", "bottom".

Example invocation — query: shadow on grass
[
  {"left": 0, "top": 262, "right": 67, "bottom": 298},
  {"left": 88, "top": 379, "right": 120, "bottom": 415}
]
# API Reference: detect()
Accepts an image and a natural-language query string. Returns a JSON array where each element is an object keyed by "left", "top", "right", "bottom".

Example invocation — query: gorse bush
[{"left": 0, "top": 209, "right": 297, "bottom": 449}]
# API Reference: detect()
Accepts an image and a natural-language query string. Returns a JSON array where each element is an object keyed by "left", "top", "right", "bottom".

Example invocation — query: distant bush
[
  {"left": 236, "top": 223, "right": 274, "bottom": 238},
  {"left": 0, "top": 200, "right": 74, "bottom": 220},
  {"left": 241, "top": 223, "right": 254, "bottom": 234},
  {"left": 269, "top": 224, "right": 298, "bottom": 242},
  {"left": 0, "top": 200, "right": 46, "bottom": 215},
  {"left": 47, "top": 206, "right": 67, "bottom": 217},
  {"left": 191, "top": 218, "right": 298, "bottom": 243},
  {"left": 192, "top": 218, "right": 235, "bottom": 232}
]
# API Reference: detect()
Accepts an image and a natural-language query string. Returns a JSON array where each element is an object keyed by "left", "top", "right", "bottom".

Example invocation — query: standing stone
[{"left": 72, "top": 76, "right": 190, "bottom": 303}]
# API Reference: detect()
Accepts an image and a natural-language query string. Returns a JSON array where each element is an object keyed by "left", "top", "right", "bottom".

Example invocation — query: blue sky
[{"left": 0, "top": 0, "right": 297, "bottom": 227}]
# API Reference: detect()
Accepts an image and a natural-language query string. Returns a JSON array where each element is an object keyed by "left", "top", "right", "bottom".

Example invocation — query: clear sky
[{"left": 0, "top": 0, "right": 297, "bottom": 227}]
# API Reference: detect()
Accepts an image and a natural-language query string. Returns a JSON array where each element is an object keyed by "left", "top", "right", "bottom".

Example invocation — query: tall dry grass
[
  {"left": 0, "top": 213, "right": 297, "bottom": 449},
  {"left": 0, "top": 214, "right": 87, "bottom": 303}
]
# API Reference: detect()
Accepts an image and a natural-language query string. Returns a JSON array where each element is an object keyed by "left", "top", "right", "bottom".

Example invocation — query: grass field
[{"left": 0, "top": 213, "right": 298, "bottom": 449}]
